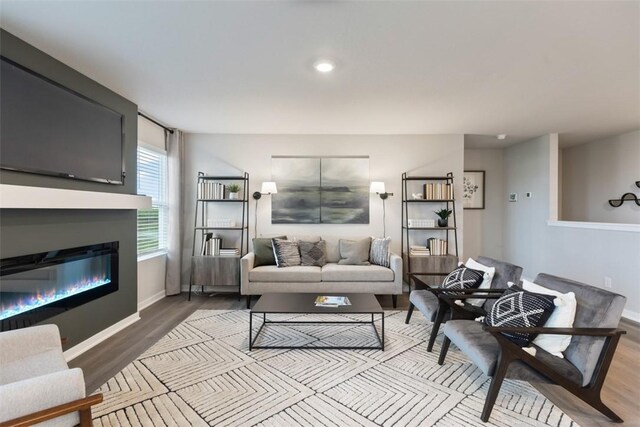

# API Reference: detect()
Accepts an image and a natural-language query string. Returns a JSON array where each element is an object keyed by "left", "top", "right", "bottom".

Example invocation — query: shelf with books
[
  {"left": 401, "top": 172, "right": 459, "bottom": 287},
  {"left": 190, "top": 172, "right": 249, "bottom": 300}
]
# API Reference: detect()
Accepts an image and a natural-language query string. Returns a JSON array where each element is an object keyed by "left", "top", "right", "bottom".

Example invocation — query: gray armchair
[
  {"left": 0, "top": 324, "right": 103, "bottom": 426},
  {"left": 438, "top": 273, "right": 627, "bottom": 423},
  {"left": 406, "top": 256, "right": 523, "bottom": 351}
]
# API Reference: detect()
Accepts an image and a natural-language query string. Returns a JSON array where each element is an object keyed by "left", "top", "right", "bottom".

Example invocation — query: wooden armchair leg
[
  {"left": 481, "top": 351, "right": 514, "bottom": 422},
  {"left": 438, "top": 336, "right": 451, "bottom": 365},
  {"left": 79, "top": 407, "right": 93, "bottom": 426},
  {"left": 427, "top": 306, "right": 448, "bottom": 352},
  {"left": 405, "top": 303, "right": 415, "bottom": 324}
]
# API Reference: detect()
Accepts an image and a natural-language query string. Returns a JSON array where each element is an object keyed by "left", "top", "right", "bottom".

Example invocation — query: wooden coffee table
[{"left": 249, "top": 293, "right": 384, "bottom": 350}]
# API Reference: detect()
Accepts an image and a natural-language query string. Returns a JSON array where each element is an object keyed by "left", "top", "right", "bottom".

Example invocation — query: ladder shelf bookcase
[
  {"left": 189, "top": 172, "right": 249, "bottom": 300},
  {"left": 401, "top": 172, "right": 459, "bottom": 289}
]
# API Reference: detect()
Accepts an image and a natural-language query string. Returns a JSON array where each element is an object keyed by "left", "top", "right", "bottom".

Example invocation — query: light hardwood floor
[{"left": 71, "top": 293, "right": 640, "bottom": 426}]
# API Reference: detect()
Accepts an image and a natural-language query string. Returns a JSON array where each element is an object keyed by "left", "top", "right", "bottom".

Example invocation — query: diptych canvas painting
[{"left": 271, "top": 156, "right": 369, "bottom": 224}]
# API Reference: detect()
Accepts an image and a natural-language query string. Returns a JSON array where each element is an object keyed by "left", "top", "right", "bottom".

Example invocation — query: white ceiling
[{"left": 1, "top": 1, "right": 638, "bottom": 147}]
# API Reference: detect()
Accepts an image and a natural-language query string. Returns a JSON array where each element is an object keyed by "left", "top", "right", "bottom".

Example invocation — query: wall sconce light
[
  {"left": 252, "top": 182, "right": 277, "bottom": 237},
  {"left": 370, "top": 182, "right": 393, "bottom": 237}
]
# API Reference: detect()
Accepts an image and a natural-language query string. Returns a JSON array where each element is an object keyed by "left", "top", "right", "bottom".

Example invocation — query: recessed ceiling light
[
  {"left": 497, "top": 134, "right": 507, "bottom": 140},
  {"left": 314, "top": 60, "right": 335, "bottom": 73}
]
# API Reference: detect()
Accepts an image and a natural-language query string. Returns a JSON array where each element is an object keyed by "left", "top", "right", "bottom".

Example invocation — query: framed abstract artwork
[
  {"left": 463, "top": 170, "right": 485, "bottom": 209},
  {"left": 271, "top": 156, "right": 369, "bottom": 224}
]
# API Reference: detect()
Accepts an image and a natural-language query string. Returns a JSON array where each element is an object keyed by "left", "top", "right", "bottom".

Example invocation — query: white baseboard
[
  {"left": 64, "top": 312, "right": 140, "bottom": 362},
  {"left": 138, "top": 290, "right": 166, "bottom": 311},
  {"left": 622, "top": 309, "right": 640, "bottom": 323}
]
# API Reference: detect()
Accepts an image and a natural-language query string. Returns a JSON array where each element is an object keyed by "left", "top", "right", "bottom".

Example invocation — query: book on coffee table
[{"left": 315, "top": 296, "right": 352, "bottom": 307}]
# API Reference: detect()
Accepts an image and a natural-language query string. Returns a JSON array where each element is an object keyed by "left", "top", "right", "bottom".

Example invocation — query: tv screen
[{"left": 0, "top": 56, "right": 125, "bottom": 184}]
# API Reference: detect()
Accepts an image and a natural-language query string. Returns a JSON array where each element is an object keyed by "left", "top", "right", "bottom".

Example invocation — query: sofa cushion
[
  {"left": 249, "top": 266, "right": 321, "bottom": 282},
  {"left": 370, "top": 237, "right": 391, "bottom": 267},
  {"left": 272, "top": 238, "right": 301, "bottom": 267},
  {"left": 321, "top": 263, "right": 393, "bottom": 282},
  {"left": 299, "top": 240, "right": 327, "bottom": 267},
  {"left": 253, "top": 236, "right": 286, "bottom": 267},
  {"left": 338, "top": 238, "right": 371, "bottom": 265}
]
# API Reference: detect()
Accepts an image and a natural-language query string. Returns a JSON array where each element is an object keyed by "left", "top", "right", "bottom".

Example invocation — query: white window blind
[{"left": 137, "top": 145, "right": 168, "bottom": 256}]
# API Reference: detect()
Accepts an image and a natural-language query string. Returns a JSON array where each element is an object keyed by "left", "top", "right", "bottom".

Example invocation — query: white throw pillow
[
  {"left": 465, "top": 258, "right": 495, "bottom": 306},
  {"left": 511, "top": 279, "right": 577, "bottom": 358}
]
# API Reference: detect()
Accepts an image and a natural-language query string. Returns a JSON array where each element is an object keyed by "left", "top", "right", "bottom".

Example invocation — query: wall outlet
[
  {"left": 526, "top": 192, "right": 533, "bottom": 198},
  {"left": 604, "top": 277, "right": 612, "bottom": 289}
]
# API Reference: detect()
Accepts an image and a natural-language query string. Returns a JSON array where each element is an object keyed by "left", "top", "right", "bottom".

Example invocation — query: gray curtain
[{"left": 165, "top": 129, "right": 184, "bottom": 295}]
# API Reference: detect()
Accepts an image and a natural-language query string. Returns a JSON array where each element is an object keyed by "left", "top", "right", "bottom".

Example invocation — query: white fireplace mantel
[{"left": 0, "top": 184, "right": 151, "bottom": 209}]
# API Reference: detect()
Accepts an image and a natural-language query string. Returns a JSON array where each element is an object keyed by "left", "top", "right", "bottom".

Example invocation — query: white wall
[
  {"left": 182, "top": 134, "right": 465, "bottom": 285},
  {"left": 562, "top": 130, "right": 640, "bottom": 224},
  {"left": 503, "top": 135, "right": 640, "bottom": 319},
  {"left": 463, "top": 148, "right": 504, "bottom": 260},
  {"left": 137, "top": 115, "right": 167, "bottom": 308}
]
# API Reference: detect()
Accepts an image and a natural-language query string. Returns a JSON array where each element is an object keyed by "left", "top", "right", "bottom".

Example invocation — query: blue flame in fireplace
[{"left": 0, "top": 277, "right": 111, "bottom": 320}]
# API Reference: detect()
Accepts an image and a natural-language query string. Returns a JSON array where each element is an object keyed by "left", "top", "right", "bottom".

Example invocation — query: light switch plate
[{"left": 526, "top": 192, "right": 533, "bottom": 198}]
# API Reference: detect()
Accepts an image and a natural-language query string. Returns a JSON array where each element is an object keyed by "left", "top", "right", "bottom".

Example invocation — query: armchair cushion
[
  {"left": 464, "top": 258, "right": 496, "bottom": 306},
  {"left": 409, "top": 290, "right": 439, "bottom": 322},
  {"left": 476, "top": 256, "right": 524, "bottom": 312},
  {"left": 443, "top": 320, "right": 583, "bottom": 385},
  {"left": 441, "top": 265, "right": 485, "bottom": 292},
  {"left": 0, "top": 367, "right": 85, "bottom": 427},
  {"left": 0, "top": 324, "right": 68, "bottom": 385},
  {"left": 484, "top": 286, "right": 556, "bottom": 346}
]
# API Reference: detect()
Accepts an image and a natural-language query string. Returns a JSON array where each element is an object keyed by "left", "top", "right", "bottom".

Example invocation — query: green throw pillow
[{"left": 253, "top": 236, "right": 286, "bottom": 267}]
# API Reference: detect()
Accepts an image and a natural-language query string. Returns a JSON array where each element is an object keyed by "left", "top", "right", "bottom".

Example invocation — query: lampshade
[
  {"left": 370, "top": 181, "right": 386, "bottom": 194},
  {"left": 261, "top": 181, "right": 278, "bottom": 194}
]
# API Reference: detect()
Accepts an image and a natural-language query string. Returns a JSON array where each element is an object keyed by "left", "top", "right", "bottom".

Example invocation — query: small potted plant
[
  {"left": 227, "top": 184, "right": 241, "bottom": 200},
  {"left": 434, "top": 208, "right": 452, "bottom": 227}
]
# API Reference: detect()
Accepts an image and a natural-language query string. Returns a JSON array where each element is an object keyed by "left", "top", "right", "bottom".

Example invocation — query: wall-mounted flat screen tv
[{"left": 0, "top": 56, "right": 125, "bottom": 184}]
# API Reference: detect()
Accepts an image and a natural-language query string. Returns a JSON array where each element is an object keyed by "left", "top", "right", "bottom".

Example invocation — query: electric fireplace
[{"left": 0, "top": 242, "right": 118, "bottom": 331}]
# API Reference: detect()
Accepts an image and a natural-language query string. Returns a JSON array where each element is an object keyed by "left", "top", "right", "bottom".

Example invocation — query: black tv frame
[{"left": 0, "top": 56, "right": 126, "bottom": 185}]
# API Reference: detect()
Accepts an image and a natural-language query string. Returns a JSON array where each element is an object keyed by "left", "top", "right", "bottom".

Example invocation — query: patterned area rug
[{"left": 93, "top": 310, "right": 577, "bottom": 426}]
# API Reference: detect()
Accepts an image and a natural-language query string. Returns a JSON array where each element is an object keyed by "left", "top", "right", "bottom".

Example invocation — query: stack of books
[
  {"left": 427, "top": 238, "right": 448, "bottom": 256},
  {"left": 410, "top": 245, "right": 431, "bottom": 256},
  {"left": 219, "top": 248, "right": 240, "bottom": 256},
  {"left": 198, "top": 181, "right": 227, "bottom": 200},
  {"left": 201, "top": 233, "right": 222, "bottom": 255},
  {"left": 423, "top": 183, "right": 453, "bottom": 200},
  {"left": 314, "top": 296, "right": 351, "bottom": 307},
  {"left": 408, "top": 219, "right": 436, "bottom": 228}
]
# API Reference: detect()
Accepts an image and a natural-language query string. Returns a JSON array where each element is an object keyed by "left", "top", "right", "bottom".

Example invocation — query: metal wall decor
[{"left": 608, "top": 180, "right": 640, "bottom": 207}]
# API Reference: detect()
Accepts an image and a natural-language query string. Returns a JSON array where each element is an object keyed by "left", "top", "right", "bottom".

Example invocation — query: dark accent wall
[{"left": 0, "top": 29, "right": 139, "bottom": 349}]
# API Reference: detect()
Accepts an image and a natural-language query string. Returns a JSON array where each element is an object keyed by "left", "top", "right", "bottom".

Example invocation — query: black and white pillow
[
  {"left": 369, "top": 237, "right": 391, "bottom": 267},
  {"left": 440, "top": 265, "right": 485, "bottom": 293},
  {"left": 485, "top": 286, "right": 557, "bottom": 347},
  {"left": 299, "top": 240, "right": 327, "bottom": 267},
  {"left": 272, "top": 238, "right": 301, "bottom": 268}
]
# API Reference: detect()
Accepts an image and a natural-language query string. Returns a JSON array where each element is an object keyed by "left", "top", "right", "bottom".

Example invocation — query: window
[{"left": 137, "top": 144, "right": 168, "bottom": 256}]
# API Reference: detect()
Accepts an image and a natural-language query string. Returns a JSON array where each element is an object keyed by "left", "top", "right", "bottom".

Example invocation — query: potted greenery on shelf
[
  {"left": 434, "top": 208, "right": 452, "bottom": 227},
  {"left": 227, "top": 184, "right": 241, "bottom": 200}
]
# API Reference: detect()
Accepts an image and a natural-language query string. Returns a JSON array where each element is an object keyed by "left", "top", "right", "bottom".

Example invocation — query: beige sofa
[{"left": 241, "top": 236, "right": 403, "bottom": 308}]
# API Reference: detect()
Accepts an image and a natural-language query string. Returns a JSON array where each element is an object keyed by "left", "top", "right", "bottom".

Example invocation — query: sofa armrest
[
  {"left": 0, "top": 368, "right": 86, "bottom": 425},
  {"left": 240, "top": 252, "right": 255, "bottom": 295},
  {"left": 389, "top": 252, "right": 403, "bottom": 294}
]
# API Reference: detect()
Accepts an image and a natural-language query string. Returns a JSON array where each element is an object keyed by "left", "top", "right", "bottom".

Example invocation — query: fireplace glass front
[{"left": 1, "top": 241, "right": 118, "bottom": 331}]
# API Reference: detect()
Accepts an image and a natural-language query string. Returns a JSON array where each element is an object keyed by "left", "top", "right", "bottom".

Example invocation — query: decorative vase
[
  {"left": 438, "top": 218, "right": 448, "bottom": 227},
  {"left": 229, "top": 192, "right": 239, "bottom": 200}
]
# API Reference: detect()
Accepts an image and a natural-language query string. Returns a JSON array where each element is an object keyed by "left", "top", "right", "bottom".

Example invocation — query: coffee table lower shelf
[{"left": 249, "top": 312, "right": 385, "bottom": 350}]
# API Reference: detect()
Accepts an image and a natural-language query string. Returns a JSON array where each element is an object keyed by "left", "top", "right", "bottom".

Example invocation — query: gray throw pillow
[
  {"left": 370, "top": 237, "right": 391, "bottom": 267},
  {"left": 253, "top": 236, "right": 286, "bottom": 267},
  {"left": 299, "top": 240, "right": 327, "bottom": 267},
  {"left": 272, "top": 238, "right": 301, "bottom": 268},
  {"left": 338, "top": 238, "right": 371, "bottom": 265}
]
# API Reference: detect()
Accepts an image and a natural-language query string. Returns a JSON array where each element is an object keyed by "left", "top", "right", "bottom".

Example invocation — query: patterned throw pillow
[
  {"left": 485, "top": 286, "right": 557, "bottom": 347},
  {"left": 369, "top": 237, "right": 391, "bottom": 267},
  {"left": 299, "top": 240, "right": 327, "bottom": 267},
  {"left": 439, "top": 265, "right": 485, "bottom": 293},
  {"left": 272, "top": 238, "right": 301, "bottom": 268}
]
